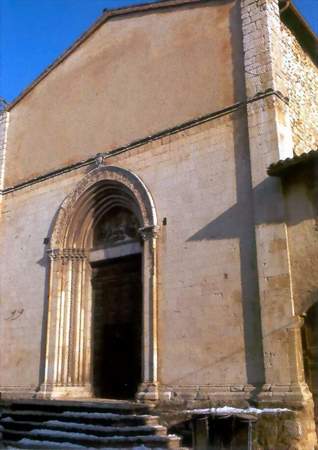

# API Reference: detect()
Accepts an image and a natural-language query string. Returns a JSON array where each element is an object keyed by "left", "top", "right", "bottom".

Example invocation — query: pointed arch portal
[{"left": 39, "top": 166, "right": 159, "bottom": 401}]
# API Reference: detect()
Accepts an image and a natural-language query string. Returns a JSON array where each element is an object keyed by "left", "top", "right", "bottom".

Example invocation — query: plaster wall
[
  {"left": 281, "top": 23, "right": 318, "bottom": 156},
  {"left": 0, "top": 111, "right": 261, "bottom": 393},
  {"left": 4, "top": 0, "right": 244, "bottom": 188}
]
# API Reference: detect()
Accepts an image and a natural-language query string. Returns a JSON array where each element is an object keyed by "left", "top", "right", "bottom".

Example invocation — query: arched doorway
[
  {"left": 39, "top": 166, "right": 159, "bottom": 401},
  {"left": 302, "top": 302, "right": 318, "bottom": 433}
]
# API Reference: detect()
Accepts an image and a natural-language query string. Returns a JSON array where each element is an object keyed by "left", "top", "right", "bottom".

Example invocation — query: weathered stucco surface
[
  {"left": 4, "top": 0, "right": 244, "bottom": 187},
  {"left": 281, "top": 22, "right": 318, "bottom": 156}
]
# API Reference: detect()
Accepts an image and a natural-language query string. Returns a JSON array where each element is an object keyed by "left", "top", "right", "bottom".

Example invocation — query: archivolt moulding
[{"left": 51, "top": 165, "right": 157, "bottom": 249}]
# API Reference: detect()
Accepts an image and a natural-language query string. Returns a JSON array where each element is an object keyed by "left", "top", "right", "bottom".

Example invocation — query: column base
[
  {"left": 136, "top": 382, "right": 159, "bottom": 403},
  {"left": 0, "top": 386, "right": 37, "bottom": 400},
  {"left": 36, "top": 384, "right": 93, "bottom": 400},
  {"left": 256, "top": 382, "right": 313, "bottom": 407}
]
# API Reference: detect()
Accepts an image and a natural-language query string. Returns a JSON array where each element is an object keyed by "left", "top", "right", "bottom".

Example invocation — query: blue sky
[{"left": 0, "top": 0, "right": 317, "bottom": 103}]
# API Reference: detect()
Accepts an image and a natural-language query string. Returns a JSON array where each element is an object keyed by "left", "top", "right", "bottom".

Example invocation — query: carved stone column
[
  {"left": 137, "top": 225, "right": 160, "bottom": 402},
  {"left": 38, "top": 248, "right": 93, "bottom": 399}
]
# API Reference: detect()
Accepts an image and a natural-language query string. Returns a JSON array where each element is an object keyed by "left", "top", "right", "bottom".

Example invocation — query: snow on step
[{"left": 187, "top": 406, "right": 290, "bottom": 415}]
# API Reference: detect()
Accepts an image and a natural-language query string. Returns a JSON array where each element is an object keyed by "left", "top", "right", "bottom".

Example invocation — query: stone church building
[{"left": 0, "top": 0, "right": 318, "bottom": 448}]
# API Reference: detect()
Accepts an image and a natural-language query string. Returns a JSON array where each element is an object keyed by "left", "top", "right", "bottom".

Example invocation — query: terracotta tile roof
[{"left": 267, "top": 149, "right": 318, "bottom": 176}]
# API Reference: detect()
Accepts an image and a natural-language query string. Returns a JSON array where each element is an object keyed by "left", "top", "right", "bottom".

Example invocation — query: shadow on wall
[
  {"left": 185, "top": 126, "right": 268, "bottom": 390},
  {"left": 185, "top": 158, "right": 318, "bottom": 393},
  {"left": 179, "top": 0, "right": 266, "bottom": 392},
  {"left": 185, "top": 170, "right": 314, "bottom": 390},
  {"left": 282, "top": 161, "right": 318, "bottom": 227},
  {"left": 183, "top": 0, "right": 318, "bottom": 393}
]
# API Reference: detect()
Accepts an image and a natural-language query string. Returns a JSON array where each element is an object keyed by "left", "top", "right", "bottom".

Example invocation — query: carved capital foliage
[{"left": 138, "top": 225, "right": 160, "bottom": 241}]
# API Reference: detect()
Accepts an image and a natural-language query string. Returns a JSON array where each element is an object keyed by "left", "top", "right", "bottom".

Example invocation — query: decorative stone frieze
[{"left": 47, "top": 248, "right": 88, "bottom": 260}]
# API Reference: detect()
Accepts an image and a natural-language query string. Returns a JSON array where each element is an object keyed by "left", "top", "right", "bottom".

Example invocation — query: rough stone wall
[
  {"left": 281, "top": 23, "right": 318, "bottom": 156},
  {"left": 253, "top": 403, "right": 317, "bottom": 450},
  {"left": 241, "top": 0, "right": 286, "bottom": 97}
]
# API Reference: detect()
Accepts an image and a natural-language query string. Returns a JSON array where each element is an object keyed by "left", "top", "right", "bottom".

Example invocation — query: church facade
[{"left": 0, "top": 0, "right": 318, "bottom": 448}]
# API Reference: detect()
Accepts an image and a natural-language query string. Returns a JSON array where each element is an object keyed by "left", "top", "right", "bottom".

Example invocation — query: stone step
[
  {"left": 2, "top": 429, "right": 181, "bottom": 448},
  {"left": 0, "top": 400, "right": 151, "bottom": 416},
  {"left": 0, "top": 400, "right": 186, "bottom": 449},
  {"left": 4, "top": 441, "right": 190, "bottom": 450},
  {"left": 3, "top": 439, "right": 190, "bottom": 450},
  {"left": 1, "top": 419, "right": 167, "bottom": 437},
  {"left": 1, "top": 410, "right": 160, "bottom": 427}
]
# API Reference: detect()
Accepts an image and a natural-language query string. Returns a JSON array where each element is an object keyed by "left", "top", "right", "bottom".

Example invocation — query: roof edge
[
  {"left": 5, "top": 0, "right": 212, "bottom": 111},
  {"left": 279, "top": 1, "right": 318, "bottom": 66},
  {"left": 268, "top": 149, "right": 318, "bottom": 177}
]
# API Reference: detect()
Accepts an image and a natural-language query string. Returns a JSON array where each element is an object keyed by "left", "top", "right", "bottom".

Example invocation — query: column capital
[
  {"left": 47, "top": 248, "right": 87, "bottom": 261},
  {"left": 136, "top": 382, "right": 159, "bottom": 403},
  {"left": 138, "top": 225, "right": 160, "bottom": 241},
  {"left": 286, "top": 315, "right": 305, "bottom": 330}
]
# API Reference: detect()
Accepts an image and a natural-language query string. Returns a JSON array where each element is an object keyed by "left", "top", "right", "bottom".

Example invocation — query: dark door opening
[
  {"left": 302, "top": 302, "right": 318, "bottom": 434},
  {"left": 91, "top": 253, "right": 142, "bottom": 399}
]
